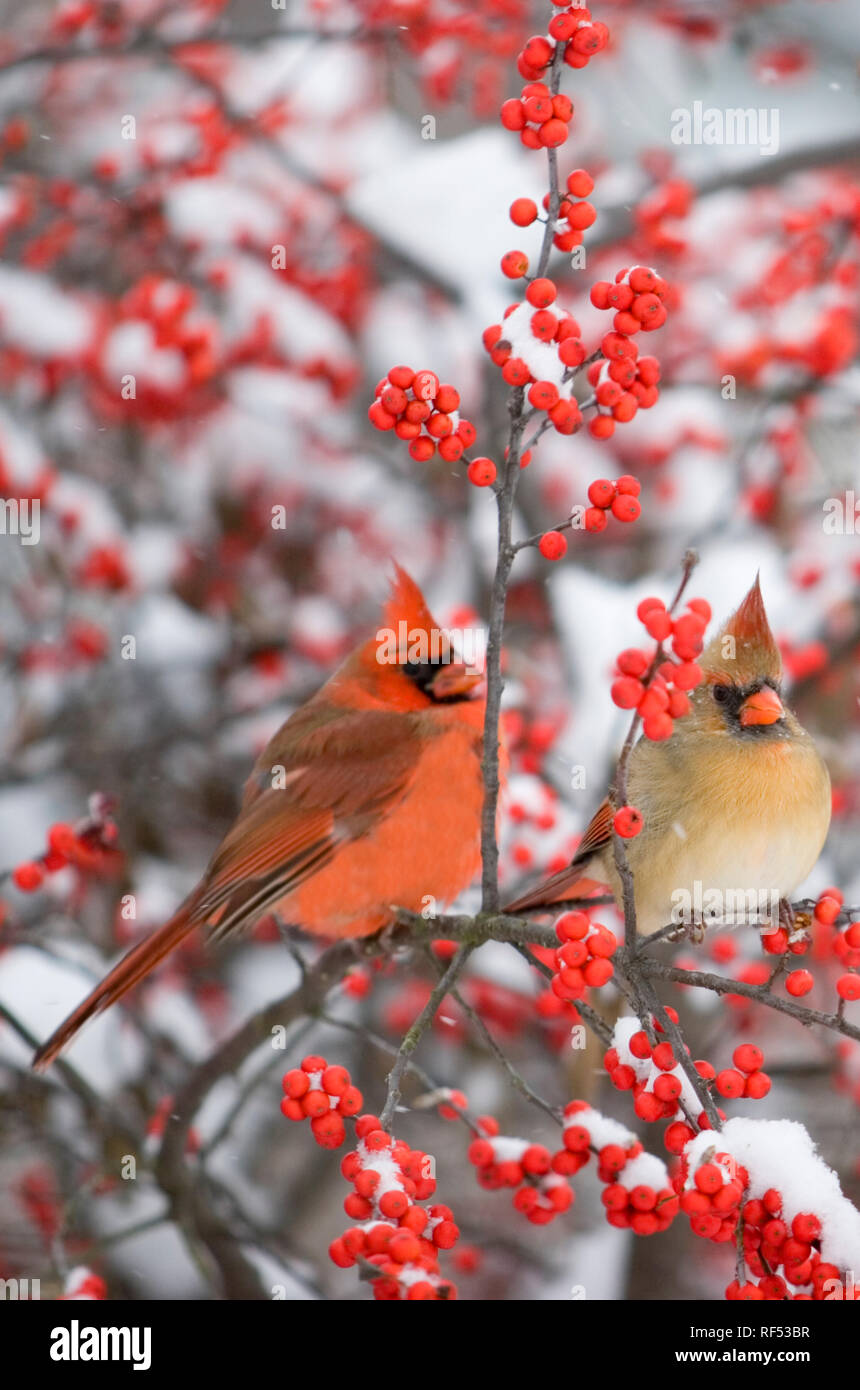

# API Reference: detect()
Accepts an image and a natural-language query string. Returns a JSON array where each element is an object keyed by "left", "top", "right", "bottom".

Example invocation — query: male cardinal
[
  {"left": 506, "top": 577, "right": 831, "bottom": 936},
  {"left": 34, "top": 567, "right": 488, "bottom": 1069}
]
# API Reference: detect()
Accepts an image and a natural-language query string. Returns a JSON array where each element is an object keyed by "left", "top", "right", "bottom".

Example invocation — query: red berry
[
  {"left": 539, "top": 530, "right": 567, "bottom": 562},
  {"left": 611, "top": 677, "right": 645, "bottom": 710},
  {"left": 412, "top": 369, "right": 440, "bottom": 401},
  {"left": 409, "top": 437, "right": 435, "bottom": 462},
  {"left": 695, "top": 1163, "right": 724, "bottom": 1195},
  {"left": 434, "top": 384, "right": 460, "bottom": 413},
  {"left": 837, "top": 974, "right": 860, "bottom": 1001},
  {"left": 629, "top": 1031, "right": 652, "bottom": 1060},
  {"left": 584, "top": 505, "right": 608, "bottom": 532},
  {"left": 47, "top": 822, "right": 77, "bottom": 858},
  {"left": 368, "top": 401, "right": 397, "bottom": 431},
  {"left": 526, "top": 277, "right": 557, "bottom": 308},
  {"left": 611, "top": 495, "right": 641, "bottom": 523},
  {"left": 613, "top": 805, "right": 643, "bottom": 838},
  {"left": 651, "top": 1042, "right": 676, "bottom": 1071},
  {"left": 715, "top": 1069, "right": 745, "bottom": 1099},
  {"left": 587, "top": 478, "right": 615, "bottom": 508},
  {"left": 322, "top": 1065, "right": 350, "bottom": 1096},
  {"left": 538, "top": 119, "right": 569, "bottom": 148},
  {"left": 643, "top": 609, "right": 672, "bottom": 641},
  {"left": 785, "top": 970, "right": 813, "bottom": 997},
  {"left": 744, "top": 1071, "right": 771, "bottom": 1100},
  {"left": 583, "top": 957, "right": 613, "bottom": 987},
  {"left": 500, "top": 99, "right": 526, "bottom": 131},
  {"left": 13, "top": 861, "right": 44, "bottom": 892},
  {"left": 792, "top": 1213, "right": 821, "bottom": 1242},
  {"left": 566, "top": 169, "right": 594, "bottom": 198},
  {"left": 467, "top": 457, "right": 497, "bottom": 487},
  {"left": 522, "top": 94, "right": 553, "bottom": 124},
  {"left": 733, "top": 1044, "right": 763, "bottom": 1074},
  {"left": 311, "top": 1112, "right": 346, "bottom": 1148},
  {"left": 556, "top": 911, "right": 589, "bottom": 941},
  {"left": 501, "top": 250, "right": 529, "bottom": 279},
  {"left": 388, "top": 365, "right": 414, "bottom": 388},
  {"left": 302, "top": 1089, "right": 331, "bottom": 1119},
  {"left": 642, "top": 712, "right": 674, "bottom": 741},
  {"left": 282, "top": 1069, "right": 310, "bottom": 1099},
  {"left": 567, "top": 201, "right": 596, "bottom": 230},
  {"left": 528, "top": 380, "right": 559, "bottom": 410},
  {"left": 522, "top": 35, "right": 553, "bottom": 68},
  {"left": 664, "top": 1121, "right": 695, "bottom": 1155}
]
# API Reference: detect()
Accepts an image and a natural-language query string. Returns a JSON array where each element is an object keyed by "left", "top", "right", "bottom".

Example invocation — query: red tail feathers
[
  {"left": 504, "top": 872, "right": 606, "bottom": 915},
  {"left": 32, "top": 907, "right": 197, "bottom": 1071}
]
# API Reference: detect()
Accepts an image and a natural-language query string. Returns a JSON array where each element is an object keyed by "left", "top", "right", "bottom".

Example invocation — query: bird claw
[
  {"left": 666, "top": 915, "right": 707, "bottom": 944},
  {"left": 778, "top": 898, "right": 795, "bottom": 932}
]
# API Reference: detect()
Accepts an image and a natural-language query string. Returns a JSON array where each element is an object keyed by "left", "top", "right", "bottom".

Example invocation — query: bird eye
[{"left": 712, "top": 685, "right": 730, "bottom": 703}]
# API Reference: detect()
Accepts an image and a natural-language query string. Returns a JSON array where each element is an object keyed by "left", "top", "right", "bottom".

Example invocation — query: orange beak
[
  {"left": 739, "top": 686, "right": 784, "bottom": 727},
  {"left": 429, "top": 663, "right": 483, "bottom": 699}
]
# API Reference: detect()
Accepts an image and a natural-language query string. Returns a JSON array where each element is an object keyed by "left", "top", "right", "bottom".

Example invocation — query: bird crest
[{"left": 701, "top": 574, "right": 782, "bottom": 687}]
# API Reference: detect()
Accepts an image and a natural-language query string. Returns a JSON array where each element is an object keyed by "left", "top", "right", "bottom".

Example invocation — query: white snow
[{"left": 685, "top": 1117, "right": 860, "bottom": 1271}]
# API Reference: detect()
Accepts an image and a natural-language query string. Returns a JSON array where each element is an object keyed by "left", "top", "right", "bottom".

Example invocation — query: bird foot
[{"left": 666, "top": 915, "right": 707, "bottom": 945}]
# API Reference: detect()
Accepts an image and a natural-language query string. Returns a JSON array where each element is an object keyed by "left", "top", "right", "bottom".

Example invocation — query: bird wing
[
  {"left": 504, "top": 797, "right": 612, "bottom": 913},
  {"left": 573, "top": 797, "right": 613, "bottom": 860},
  {"left": 196, "top": 706, "right": 423, "bottom": 936}
]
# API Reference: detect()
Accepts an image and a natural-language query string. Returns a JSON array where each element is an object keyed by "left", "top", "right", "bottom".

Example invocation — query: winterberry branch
[
  {"left": 638, "top": 957, "right": 860, "bottom": 1047},
  {"left": 610, "top": 548, "right": 699, "bottom": 948},
  {"left": 379, "top": 945, "right": 472, "bottom": 1130}
]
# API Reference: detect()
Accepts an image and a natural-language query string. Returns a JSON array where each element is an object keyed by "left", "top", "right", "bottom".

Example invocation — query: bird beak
[
  {"left": 428, "top": 663, "right": 483, "bottom": 699},
  {"left": 739, "top": 686, "right": 784, "bottom": 727}
]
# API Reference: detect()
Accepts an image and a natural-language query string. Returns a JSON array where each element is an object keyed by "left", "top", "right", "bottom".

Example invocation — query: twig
[{"left": 379, "top": 945, "right": 472, "bottom": 1129}]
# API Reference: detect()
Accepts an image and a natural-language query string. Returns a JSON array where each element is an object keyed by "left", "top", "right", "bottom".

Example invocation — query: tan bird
[{"left": 506, "top": 577, "right": 831, "bottom": 936}]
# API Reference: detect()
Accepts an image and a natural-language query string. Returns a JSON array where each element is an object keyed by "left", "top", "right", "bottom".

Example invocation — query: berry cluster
[
  {"left": 368, "top": 366, "right": 477, "bottom": 465},
  {"left": 732, "top": 1202, "right": 846, "bottom": 1300},
  {"left": 683, "top": 1119, "right": 860, "bottom": 1299},
  {"left": 516, "top": 10, "right": 609, "bottom": 85},
  {"left": 508, "top": 169, "right": 596, "bottom": 256},
  {"left": 281, "top": 1055, "right": 364, "bottom": 1149},
  {"left": 483, "top": 290, "right": 585, "bottom": 437},
  {"left": 537, "top": 472, "right": 645, "bottom": 563},
  {"left": 606, "top": 1015, "right": 721, "bottom": 1128},
  {"left": 468, "top": 1116, "right": 574, "bottom": 1224},
  {"left": 714, "top": 1045, "right": 772, "bottom": 1102},
  {"left": 501, "top": 82, "right": 574, "bottom": 150},
  {"left": 583, "top": 276, "right": 670, "bottom": 438},
  {"left": 562, "top": 1102, "right": 678, "bottom": 1235},
  {"left": 583, "top": 474, "right": 642, "bottom": 530},
  {"left": 551, "top": 909, "right": 617, "bottom": 1001},
  {"left": 610, "top": 594, "right": 711, "bottom": 741},
  {"left": 678, "top": 1150, "right": 749, "bottom": 1245},
  {"left": 9, "top": 799, "right": 121, "bottom": 893},
  {"left": 812, "top": 888, "right": 860, "bottom": 1001},
  {"left": 331, "top": 1114, "right": 458, "bottom": 1300}
]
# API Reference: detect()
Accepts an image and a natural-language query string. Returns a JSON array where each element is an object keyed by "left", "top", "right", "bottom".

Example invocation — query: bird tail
[
  {"left": 32, "top": 904, "right": 198, "bottom": 1071},
  {"left": 505, "top": 869, "right": 606, "bottom": 915}
]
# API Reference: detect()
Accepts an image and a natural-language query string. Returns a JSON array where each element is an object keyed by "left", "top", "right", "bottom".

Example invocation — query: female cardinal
[
  {"left": 34, "top": 567, "right": 488, "bottom": 1069},
  {"left": 506, "top": 577, "right": 831, "bottom": 936}
]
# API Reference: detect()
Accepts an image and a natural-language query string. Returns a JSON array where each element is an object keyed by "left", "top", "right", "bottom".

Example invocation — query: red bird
[{"left": 34, "top": 567, "right": 488, "bottom": 1069}]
